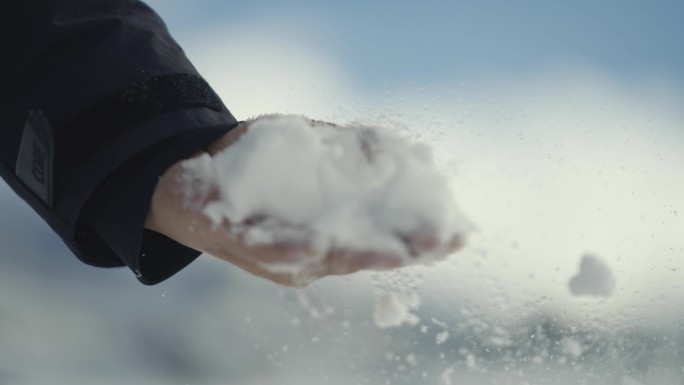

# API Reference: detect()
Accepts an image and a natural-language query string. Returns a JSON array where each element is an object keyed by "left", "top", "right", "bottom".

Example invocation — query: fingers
[
  {"left": 209, "top": 235, "right": 406, "bottom": 287},
  {"left": 211, "top": 248, "right": 312, "bottom": 288},
  {"left": 398, "top": 229, "right": 467, "bottom": 257},
  {"left": 399, "top": 232, "right": 439, "bottom": 257},
  {"left": 206, "top": 222, "right": 466, "bottom": 287},
  {"left": 235, "top": 241, "right": 316, "bottom": 265}
]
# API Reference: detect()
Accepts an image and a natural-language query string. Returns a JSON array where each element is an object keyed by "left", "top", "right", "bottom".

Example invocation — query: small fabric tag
[{"left": 15, "top": 110, "right": 54, "bottom": 208}]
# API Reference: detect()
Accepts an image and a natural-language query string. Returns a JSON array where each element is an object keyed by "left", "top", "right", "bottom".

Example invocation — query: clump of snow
[
  {"left": 568, "top": 255, "right": 616, "bottom": 297},
  {"left": 182, "top": 114, "right": 471, "bottom": 278},
  {"left": 373, "top": 290, "right": 421, "bottom": 329},
  {"left": 435, "top": 330, "right": 449, "bottom": 345}
]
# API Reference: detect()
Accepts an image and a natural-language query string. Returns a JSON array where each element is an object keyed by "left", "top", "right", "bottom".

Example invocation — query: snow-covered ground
[{"left": 2, "top": 2, "right": 684, "bottom": 384}]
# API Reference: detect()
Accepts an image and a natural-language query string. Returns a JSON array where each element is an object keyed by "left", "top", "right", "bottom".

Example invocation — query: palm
[{"left": 146, "top": 121, "right": 463, "bottom": 287}]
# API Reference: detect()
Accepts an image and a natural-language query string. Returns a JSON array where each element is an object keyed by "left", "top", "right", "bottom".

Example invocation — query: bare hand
[{"left": 145, "top": 119, "right": 463, "bottom": 287}]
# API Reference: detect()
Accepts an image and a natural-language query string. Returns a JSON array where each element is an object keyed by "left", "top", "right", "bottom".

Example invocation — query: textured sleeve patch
[{"left": 59, "top": 73, "right": 225, "bottom": 163}]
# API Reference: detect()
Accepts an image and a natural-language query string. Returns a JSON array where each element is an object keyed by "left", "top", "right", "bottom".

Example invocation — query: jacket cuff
[{"left": 76, "top": 111, "right": 237, "bottom": 284}]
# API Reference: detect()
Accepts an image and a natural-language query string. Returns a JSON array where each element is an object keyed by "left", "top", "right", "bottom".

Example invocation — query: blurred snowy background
[{"left": 2, "top": 1, "right": 684, "bottom": 384}]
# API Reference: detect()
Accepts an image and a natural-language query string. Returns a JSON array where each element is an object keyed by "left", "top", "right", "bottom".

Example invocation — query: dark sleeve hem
[{"left": 77, "top": 115, "right": 237, "bottom": 285}]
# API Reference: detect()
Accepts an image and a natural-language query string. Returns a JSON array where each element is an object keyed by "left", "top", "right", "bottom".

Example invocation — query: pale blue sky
[{"left": 149, "top": 0, "right": 684, "bottom": 88}]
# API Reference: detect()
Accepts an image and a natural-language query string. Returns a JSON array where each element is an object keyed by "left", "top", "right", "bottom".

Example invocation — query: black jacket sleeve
[{"left": 0, "top": 0, "right": 238, "bottom": 284}]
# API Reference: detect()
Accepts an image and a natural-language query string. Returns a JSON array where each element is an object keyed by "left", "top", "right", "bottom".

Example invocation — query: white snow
[
  {"left": 441, "top": 367, "right": 454, "bottom": 385},
  {"left": 182, "top": 114, "right": 471, "bottom": 279},
  {"left": 373, "top": 290, "right": 421, "bottom": 329},
  {"left": 435, "top": 330, "right": 449, "bottom": 345},
  {"left": 568, "top": 255, "right": 616, "bottom": 297},
  {"left": 465, "top": 354, "right": 477, "bottom": 369}
]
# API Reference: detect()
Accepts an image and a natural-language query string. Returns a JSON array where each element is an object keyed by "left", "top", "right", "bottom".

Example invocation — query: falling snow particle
[
  {"left": 568, "top": 254, "right": 616, "bottom": 297},
  {"left": 436, "top": 330, "right": 449, "bottom": 345},
  {"left": 441, "top": 367, "right": 454, "bottom": 385},
  {"left": 431, "top": 318, "right": 448, "bottom": 328}
]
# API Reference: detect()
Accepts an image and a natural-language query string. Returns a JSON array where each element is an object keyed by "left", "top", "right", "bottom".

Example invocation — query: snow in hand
[{"left": 181, "top": 115, "right": 470, "bottom": 279}]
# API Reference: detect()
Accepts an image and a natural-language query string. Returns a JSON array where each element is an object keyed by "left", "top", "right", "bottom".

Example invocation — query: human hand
[{"left": 145, "top": 117, "right": 464, "bottom": 287}]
